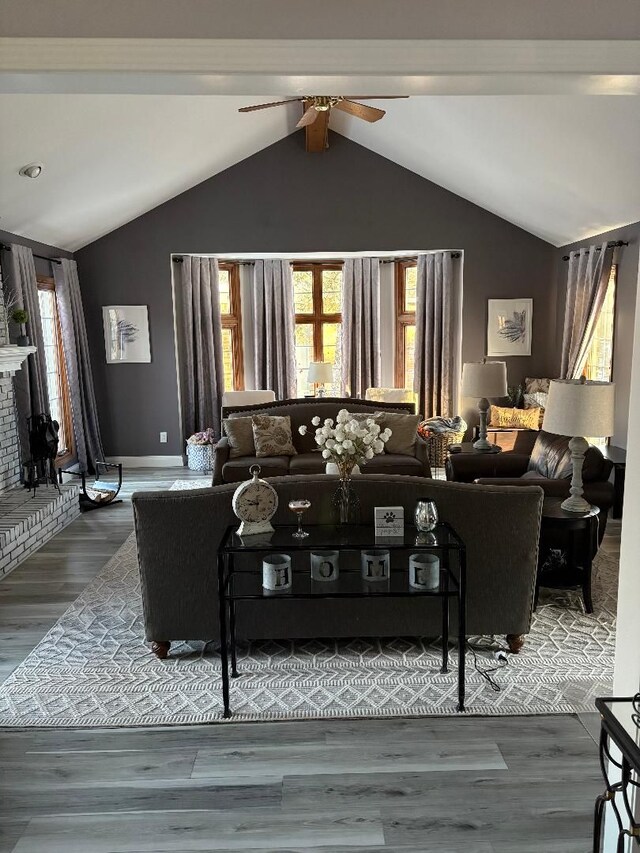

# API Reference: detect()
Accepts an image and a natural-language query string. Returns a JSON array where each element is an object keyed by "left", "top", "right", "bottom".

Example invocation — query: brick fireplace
[{"left": 0, "top": 265, "right": 80, "bottom": 577}]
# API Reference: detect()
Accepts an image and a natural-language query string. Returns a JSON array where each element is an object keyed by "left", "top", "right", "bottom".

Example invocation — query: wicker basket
[{"left": 422, "top": 430, "right": 466, "bottom": 468}]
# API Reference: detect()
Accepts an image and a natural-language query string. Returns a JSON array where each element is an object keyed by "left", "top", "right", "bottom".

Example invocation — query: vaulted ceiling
[{"left": 1, "top": 92, "right": 639, "bottom": 251}]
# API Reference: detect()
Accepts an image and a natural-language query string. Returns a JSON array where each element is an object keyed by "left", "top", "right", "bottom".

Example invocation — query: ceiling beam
[{"left": 1, "top": 38, "right": 640, "bottom": 96}]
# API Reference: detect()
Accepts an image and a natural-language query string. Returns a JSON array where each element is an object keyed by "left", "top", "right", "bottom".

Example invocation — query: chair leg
[
  {"left": 506, "top": 634, "right": 525, "bottom": 654},
  {"left": 151, "top": 641, "right": 171, "bottom": 659}
]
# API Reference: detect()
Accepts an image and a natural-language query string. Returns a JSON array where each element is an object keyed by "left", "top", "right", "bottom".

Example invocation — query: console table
[
  {"left": 217, "top": 523, "right": 467, "bottom": 718},
  {"left": 593, "top": 696, "right": 640, "bottom": 852}
]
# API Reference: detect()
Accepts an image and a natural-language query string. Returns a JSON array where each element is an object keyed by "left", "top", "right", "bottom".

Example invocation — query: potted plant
[
  {"left": 10, "top": 308, "right": 30, "bottom": 346},
  {"left": 186, "top": 428, "right": 217, "bottom": 472}
]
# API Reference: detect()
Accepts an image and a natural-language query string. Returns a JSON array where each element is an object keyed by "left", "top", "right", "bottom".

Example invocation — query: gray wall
[
  {"left": 557, "top": 221, "right": 640, "bottom": 448},
  {"left": 75, "top": 132, "right": 557, "bottom": 457}
]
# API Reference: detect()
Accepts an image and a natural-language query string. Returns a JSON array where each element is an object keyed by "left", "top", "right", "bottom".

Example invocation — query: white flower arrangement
[{"left": 298, "top": 409, "right": 392, "bottom": 477}]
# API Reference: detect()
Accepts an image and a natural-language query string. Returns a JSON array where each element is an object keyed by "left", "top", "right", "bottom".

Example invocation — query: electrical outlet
[{"left": 159, "top": 431, "right": 167, "bottom": 443}]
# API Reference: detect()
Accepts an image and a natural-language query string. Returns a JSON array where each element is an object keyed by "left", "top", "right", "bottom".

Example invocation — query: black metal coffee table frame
[{"left": 217, "top": 523, "right": 467, "bottom": 718}]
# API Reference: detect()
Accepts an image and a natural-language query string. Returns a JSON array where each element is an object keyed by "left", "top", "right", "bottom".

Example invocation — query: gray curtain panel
[
  {"left": 340, "top": 257, "right": 381, "bottom": 398},
  {"left": 175, "top": 256, "right": 225, "bottom": 444},
  {"left": 414, "top": 252, "right": 456, "bottom": 419},
  {"left": 560, "top": 242, "right": 614, "bottom": 379},
  {"left": 7, "top": 244, "right": 50, "bottom": 463},
  {"left": 53, "top": 258, "right": 105, "bottom": 472},
  {"left": 253, "top": 260, "right": 297, "bottom": 399}
]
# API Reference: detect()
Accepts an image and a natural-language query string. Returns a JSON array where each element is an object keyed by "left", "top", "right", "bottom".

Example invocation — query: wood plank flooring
[{"left": 0, "top": 468, "right": 610, "bottom": 852}]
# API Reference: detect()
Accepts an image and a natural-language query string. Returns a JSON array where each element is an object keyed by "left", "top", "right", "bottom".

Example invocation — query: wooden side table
[
  {"left": 536, "top": 498, "right": 600, "bottom": 613},
  {"left": 602, "top": 445, "right": 626, "bottom": 519}
]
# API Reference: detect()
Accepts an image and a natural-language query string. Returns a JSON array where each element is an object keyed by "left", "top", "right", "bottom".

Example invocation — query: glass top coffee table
[{"left": 217, "top": 523, "right": 467, "bottom": 717}]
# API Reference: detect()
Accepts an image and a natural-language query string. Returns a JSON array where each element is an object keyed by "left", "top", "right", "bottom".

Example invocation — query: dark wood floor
[{"left": 0, "top": 469, "right": 607, "bottom": 852}]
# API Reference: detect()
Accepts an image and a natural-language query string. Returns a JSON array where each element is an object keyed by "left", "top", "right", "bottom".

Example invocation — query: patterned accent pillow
[
  {"left": 489, "top": 405, "right": 541, "bottom": 431},
  {"left": 525, "top": 377, "right": 551, "bottom": 394},
  {"left": 252, "top": 415, "right": 298, "bottom": 458},
  {"left": 223, "top": 417, "right": 255, "bottom": 459},
  {"left": 524, "top": 392, "right": 548, "bottom": 428}
]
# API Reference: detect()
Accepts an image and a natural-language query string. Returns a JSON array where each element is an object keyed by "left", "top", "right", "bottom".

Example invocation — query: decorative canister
[
  {"left": 361, "top": 549, "right": 391, "bottom": 581},
  {"left": 409, "top": 553, "right": 441, "bottom": 590},
  {"left": 414, "top": 498, "right": 438, "bottom": 532},
  {"left": 186, "top": 443, "right": 215, "bottom": 472},
  {"left": 262, "top": 554, "right": 292, "bottom": 591},
  {"left": 310, "top": 551, "right": 340, "bottom": 582}
]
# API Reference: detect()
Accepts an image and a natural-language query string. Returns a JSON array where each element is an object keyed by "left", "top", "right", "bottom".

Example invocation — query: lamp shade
[
  {"left": 461, "top": 361, "right": 507, "bottom": 398},
  {"left": 307, "top": 361, "right": 333, "bottom": 384},
  {"left": 542, "top": 379, "right": 615, "bottom": 438}
]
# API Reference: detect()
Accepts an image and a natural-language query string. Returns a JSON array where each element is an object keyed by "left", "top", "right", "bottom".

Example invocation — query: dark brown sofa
[
  {"left": 447, "top": 430, "right": 614, "bottom": 535},
  {"left": 213, "top": 397, "right": 431, "bottom": 484},
  {"left": 132, "top": 475, "right": 543, "bottom": 657}
]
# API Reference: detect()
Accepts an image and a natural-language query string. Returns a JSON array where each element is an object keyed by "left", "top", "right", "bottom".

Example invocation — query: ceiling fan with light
[{"left": 238, "top": 95, "right": 408, "bottom": 152}]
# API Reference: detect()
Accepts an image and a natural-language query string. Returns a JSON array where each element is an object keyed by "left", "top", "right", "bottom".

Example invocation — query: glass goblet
[{"left": 289, "top": 499, "right": 311, "bottom": 538}]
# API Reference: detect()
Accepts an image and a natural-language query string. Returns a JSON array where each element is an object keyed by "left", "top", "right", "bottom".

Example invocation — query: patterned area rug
[{"left": 0, "top": 479, "right": 616, "bottom": 726}]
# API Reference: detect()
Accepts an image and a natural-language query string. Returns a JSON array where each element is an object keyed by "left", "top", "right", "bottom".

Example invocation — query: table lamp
[
  {"left": 542, "top": 378, "right": 615, "bottom": 512},
  {"left": 308, "top": 361, "right": 333, "bottom": 397},
  {"left": 461, "top": 359, "right": 508, "bottom": 452}
]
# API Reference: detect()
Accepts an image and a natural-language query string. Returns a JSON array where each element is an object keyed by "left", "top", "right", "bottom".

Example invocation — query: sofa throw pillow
[
  {"left": 375, "top": 412, "right": 421, "bottom": 455},
  {"left": 525, "top": 377, "right": 551, "bottom": 394},
  {"left": 223, "top": 417, "right": 256, "bottom": 459},
  {"left": 252, "top": 415, "right": 298, "bottom": 458},
  {"left": 523, "top": 391, "right": 548, "bottom": 428},
  {"left": 489, "top": 405, "right": 541, "bottom": 430}
]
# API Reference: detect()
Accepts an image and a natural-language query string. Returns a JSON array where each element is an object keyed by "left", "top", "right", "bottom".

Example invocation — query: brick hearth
[{"left": 0, "top": 267, "right": 80, "bottom": 578}]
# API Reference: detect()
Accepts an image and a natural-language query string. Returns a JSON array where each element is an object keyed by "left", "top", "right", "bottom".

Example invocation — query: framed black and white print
[
  {"left": 487, "top": 298, "right": 532, "bottom": 357},
  {"left": 103, "top": 305, "right": 151, "bottom": 363}
]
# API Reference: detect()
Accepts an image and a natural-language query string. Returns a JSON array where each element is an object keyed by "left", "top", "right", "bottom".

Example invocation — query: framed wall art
[
  {"left": 103, "top": 305, "right": 151, "bottom": 363},
  {"left": 487, "top": 298, "right": 532, "bottom": 357}
]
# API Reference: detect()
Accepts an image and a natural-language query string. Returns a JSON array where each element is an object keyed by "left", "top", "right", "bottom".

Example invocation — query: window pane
[
  {"left": 293, "top": 269, "right": 314, "bottom": 314},
  {"left": 322, "top": 322, "right": 341, "bottom": 394},
  {"left": 221, "top": 327, "right": 234, "bottom": 392},
  {"left": 404, "top": 324, "right": 416, "bottom": 391},
  {"left": 37, "top": 289, "right": 69, "bottom": 453},
  {"left": 404, "top": 265, "right": 417, "bottom": 313},
  {"left": 322, "top": 268, "right": 342, "bottom": 314},
  {"left": 584, "top": 266, "right": 616, "bottom": 447},
  {"left": 295, "top": 323, "right": 314, "bottom": 397},
  {"left": 218, "top": 268, "right": 231, "bottom": 315}
]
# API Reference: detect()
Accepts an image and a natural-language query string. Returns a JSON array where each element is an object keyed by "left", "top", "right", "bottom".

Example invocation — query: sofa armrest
[
  {"left": 447, "top": 452, "right": 530, "bottom": 483},
  {"left": 414, "top": 435, "right": 432, "bottom": 478},
  {"left": 213, "top": 436, "right": 230, "bottom": 485}
]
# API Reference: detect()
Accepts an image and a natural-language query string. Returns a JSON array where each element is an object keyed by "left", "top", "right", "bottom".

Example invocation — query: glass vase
[{"left": 332, "top": 459, "right": 361, "bottom": 524}]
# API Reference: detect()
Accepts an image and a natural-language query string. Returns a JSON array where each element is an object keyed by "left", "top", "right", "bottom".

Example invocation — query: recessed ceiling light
[{"left": 19, "top": 163, "right": 43, "bottom": 179}]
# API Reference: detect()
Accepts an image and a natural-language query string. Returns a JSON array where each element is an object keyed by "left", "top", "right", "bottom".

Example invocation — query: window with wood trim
[
  {"left": 218, "top": 263, "right": 244, "bottom": 392},
  {"left": 292, "top": 263, "right": 342, "bottom": 397},
  {"left": 395, "top": 260, "right": 417, "bottom": 390},
  {"left": 36, "top": 276, "right": 73, "bottom": 464},
  {"left": 583, "top": 263, "right": 617, "bottom": 447}
]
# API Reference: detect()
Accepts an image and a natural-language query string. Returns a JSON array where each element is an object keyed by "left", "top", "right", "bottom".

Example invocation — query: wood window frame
[
  {"left": 293, "top": 262, "right": 343, "bottom": 362},
  {"left": 36, "top": 275, "right": 74, "bottom": 467},
  {"left": 395, "top": 259, "right": 417, "bottom": 388},
  {"left": 219, "top": 262, "right": 245, "bottom": 391}
]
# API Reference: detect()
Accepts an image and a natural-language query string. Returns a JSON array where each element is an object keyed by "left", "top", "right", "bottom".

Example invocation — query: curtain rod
[
  {"left": 172, "top": 252, "right": 461, "bottom": 264},
  {"left": 0, "top": 243, "right": 62, "bottom": 265},
  {"left": 561, "top": 240, "right": 628, "bottom": 262}
]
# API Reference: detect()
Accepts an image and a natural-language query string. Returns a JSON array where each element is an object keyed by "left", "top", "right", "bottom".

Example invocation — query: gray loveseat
[
  {"left": 133, "top": 475, "right": 543, "bottom": 658},
  {"left": 213, "top": 397, "right": 430, "bottom": 484}
]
